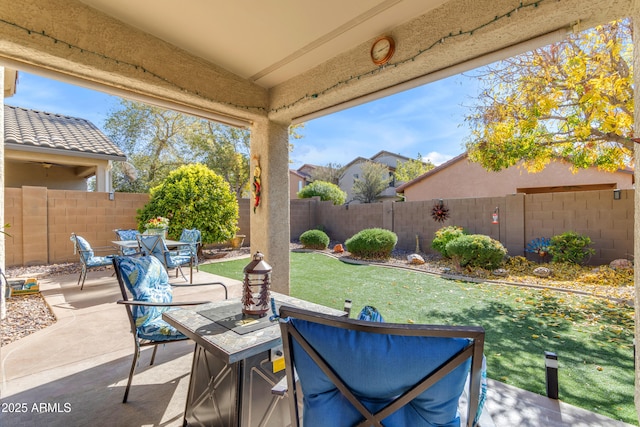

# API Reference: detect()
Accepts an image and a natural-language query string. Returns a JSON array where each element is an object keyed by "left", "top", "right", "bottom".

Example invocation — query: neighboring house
[
  {"left": 339, "top": 150, "right": 412, "bottom": 203},
  {"left": 289, "top": 164, "right": 317, "bottom": 198},
  {"left": 4, "top": 105, "right": 126, "bottom": 192},
  {"left": 396, "top": 152, "right": 634, "bottom": 202}
]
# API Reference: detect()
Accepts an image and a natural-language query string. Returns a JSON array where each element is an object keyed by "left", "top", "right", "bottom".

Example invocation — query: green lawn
[{"left": 200, "top": 252, "right": 637, "bottom": 424}]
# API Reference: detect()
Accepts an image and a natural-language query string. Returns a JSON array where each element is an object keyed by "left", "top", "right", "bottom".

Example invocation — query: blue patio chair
[
  {"left": 114, "top": 228, "right": 141, "bottom": 256},
  {"left": 112, "top": 255, "right": 228, "bottom": 403},
  {"left": 137, "top": 234, "right": 194, "bottom": 283},
  {"left": 277, "top": 305, "right": 486, "bottom": 427},
  {"left": 178, "top": 228, "right": 201, "bottom": 272},
  {"left": 70, "top": 233, "right": 116, "bottom": 290}
]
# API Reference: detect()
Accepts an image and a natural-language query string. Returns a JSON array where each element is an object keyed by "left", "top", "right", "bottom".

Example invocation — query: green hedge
[
  {"left": 431, "top": 225, "right": 468, "bottom": 258},
  {"left": 300, "top": 229, "right": 330, "bottom": 250},
  {"left": 445, "top": 234, "right": 506, "bottom": 270},
  {"left": 345, "top": 228, "right": 397, "bottom": 260}
]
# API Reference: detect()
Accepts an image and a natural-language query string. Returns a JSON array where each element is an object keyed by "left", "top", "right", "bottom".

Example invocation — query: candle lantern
[{"left": 242, "top": 252, "right": 272, "bottom": 316}]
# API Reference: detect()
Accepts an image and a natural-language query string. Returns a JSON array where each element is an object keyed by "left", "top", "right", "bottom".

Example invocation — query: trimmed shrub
[
  {"left": 300, "top": 229, "right": 330, "bottom": 250},
  {"left": 136, "top": 164, "right": 238, "bottom": 244},
  {"left": 345, "top": 228, "right": 398, "bottom": 260},
  {"left": 445, "top": 234, "right": 507, "bottom": 270},
  {"left": 548, "top": 231, "right": 595, "bottom": 264},
  {"left": 297, "top": 180, "right": 347, "bottom": 205},
  {"left": 431, "top": 226, "right": 468, "bottom": 258}
]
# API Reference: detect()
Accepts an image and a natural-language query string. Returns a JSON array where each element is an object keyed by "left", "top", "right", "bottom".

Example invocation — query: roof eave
[{"left": 5, "top": 142, "right": 127, "bottom": 162}]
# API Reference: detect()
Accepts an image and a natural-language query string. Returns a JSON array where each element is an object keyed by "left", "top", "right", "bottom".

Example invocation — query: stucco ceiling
[
  {"left": 0, "top": 0, "right": 631, "bottom": 126},
  {"left": 78, "top": 0, "right": 448, "bottom": 88}
]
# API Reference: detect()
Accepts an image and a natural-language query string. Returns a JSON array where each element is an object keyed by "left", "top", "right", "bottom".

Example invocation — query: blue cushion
[
  {"left": 116, "top": 229, "right": 140, "bottom": 255},
  {"left": 137, "top": 308, "right": 185, "bottom": 341},
  {"left": 71, "top": 235, "right": 113, "bottom": 266},
  {"left": 116, "top": 229, "right": 140, "bottom": 241},
  {"left": 85, "top": 255, "right": 113, "bottom": 267},
  {"left": 290, "top": 318, "right": 471, "bottom": 427},
  {"left": 178, "top": 229, "right": 200, "bottom": 258},
  {"left": 115, "top": 256, "right": 177, "bottom": 338},
  {"left": 71, "top": 235, "right": 94, "bottom": 259}
]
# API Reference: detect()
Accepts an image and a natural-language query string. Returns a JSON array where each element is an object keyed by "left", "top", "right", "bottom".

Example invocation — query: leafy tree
[
  {"left": 394, "top": 154, "right": 434, "bottom": 182},
  {"left": 105, "top": 100, "right": 300, "bottom": 196},
  {"left": 136, "top": 164, "right": 238, "bottom": 244},
  {"left": 298, "top": 180, "right": 346, "bottom": 205},
  {"left": 310, "top": 163, "right": 343, "bottom": 185},
  {"left": 352, "top": 161, "right": 391, "bottom": 203},
  {"left": 190, "top": 122, "right": 251, "bottom": 198},
  {"left": 465, "top": 20, "right": 633, "bottom": 173},
  {"left": 105, "top": 100, "right": 196, "bottom": 192}
]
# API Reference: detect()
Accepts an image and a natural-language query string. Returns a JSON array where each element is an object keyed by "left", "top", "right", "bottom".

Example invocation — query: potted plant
[{"left": 144, "top": 216, "right": 170, "bottom": 239}]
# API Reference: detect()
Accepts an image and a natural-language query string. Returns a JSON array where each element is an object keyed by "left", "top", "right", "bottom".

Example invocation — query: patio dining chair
[
  {"left": 113, "top": 228, "right": 141, "bottom": 256},
  {"left": 137, "top": 234, "right": 194, "bottom": 283},
  {"left": 178, "top": 228, "right": 201, "bottom": 272},
  {"left": 112, "top": 255, "right": 228, "bottom": 403},
  {"left": 70, "top": 233, "right": 116, "bottom": 290},
  {"left": 277, "top": 305, "right": 485, "bottom": 427}
]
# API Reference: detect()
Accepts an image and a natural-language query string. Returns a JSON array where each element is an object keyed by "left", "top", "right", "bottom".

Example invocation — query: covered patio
[
  {"left": 1, "top": 0, "right": 640, "bottom": 424},
  {"left": 1, "top": 267, "right": 634, "bottom": 426}
]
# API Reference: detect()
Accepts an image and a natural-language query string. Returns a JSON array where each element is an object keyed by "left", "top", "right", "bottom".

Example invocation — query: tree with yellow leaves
[{"left": 465, "top": 20, "right": 633, "bottom": 172}]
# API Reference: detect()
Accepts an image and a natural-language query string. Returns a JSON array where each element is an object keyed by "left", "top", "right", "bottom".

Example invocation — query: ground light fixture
[{"left": 545, "top": 351, "right": 559, "bottom": 399}]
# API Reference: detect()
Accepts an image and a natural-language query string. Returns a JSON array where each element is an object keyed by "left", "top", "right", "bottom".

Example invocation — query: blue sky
[{"left": 8, "top": 71, "right": 480, "bottom": 168}]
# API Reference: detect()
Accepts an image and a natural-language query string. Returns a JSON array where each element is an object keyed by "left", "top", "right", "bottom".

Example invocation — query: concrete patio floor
[{"left": 0, "top": 265, "right": 636, "bottom": 427}]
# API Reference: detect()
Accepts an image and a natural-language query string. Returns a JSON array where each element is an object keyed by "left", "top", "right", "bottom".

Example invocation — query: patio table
[
  {"left": 111, "top": 239, "right": 190, "bottom": 250},
  {"left": 163, "top": 292, "right": 345, "bottom": 427}
]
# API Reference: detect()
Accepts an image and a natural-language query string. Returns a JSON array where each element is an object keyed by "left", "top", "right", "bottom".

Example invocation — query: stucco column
[
  {"left": 249, "top": 117, "right": 290, "bottom": 295},
  {"left": 633, "top": 0, "right": 640, "bottom": 416},
  {"left": 1, "top": 66, "right": 6, "bottom": 320}
]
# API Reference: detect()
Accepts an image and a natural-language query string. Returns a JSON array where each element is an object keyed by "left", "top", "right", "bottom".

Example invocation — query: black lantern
[{"left": 242, "top": 252, "right": 272, "bottom": 316}]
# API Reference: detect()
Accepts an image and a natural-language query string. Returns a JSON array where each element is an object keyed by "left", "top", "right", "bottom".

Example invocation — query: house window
[
  {"left": 298, "top": 181, "right": 303, "bottom": 192},
  {"left": 389, "top": 172, "right": 395, "bottom": 187}
]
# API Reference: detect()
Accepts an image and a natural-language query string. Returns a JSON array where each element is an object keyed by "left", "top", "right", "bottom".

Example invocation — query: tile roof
[{"left": 4, "top": 104, "right": 126, "bottom": 160}]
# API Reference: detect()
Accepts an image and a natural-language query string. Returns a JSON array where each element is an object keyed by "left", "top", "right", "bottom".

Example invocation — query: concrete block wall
[
  {"left": 525, "top": 189, "right": 633, "bottom": 265},
  {"left": 4, "top": 188, "right": 24, "bottom": 266},
  {"left": 3, "top": 188, "right": 633, "bottom": 267},
  {"left": 4, "top": 187, "right": 148, "bottom": 266}
]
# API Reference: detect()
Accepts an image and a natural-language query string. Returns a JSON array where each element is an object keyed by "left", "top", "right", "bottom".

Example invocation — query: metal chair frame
[
  {"left": 278, "top": 305, "right": 485, "bottom": 427},
  {"left": 178, "top": 228, "right": 202, "bottom": 272},
  {"left": 137, "top": 234, "right": 193, "bottom": 283},
  {"left": 70, "top": 233, "right": 116, "bottom": 290},
  {"left": 113, "top": 228, "right": 141, "bottom": 256},
  {"left": 112, "top": 256, "right": 228, "bottom": 403}
]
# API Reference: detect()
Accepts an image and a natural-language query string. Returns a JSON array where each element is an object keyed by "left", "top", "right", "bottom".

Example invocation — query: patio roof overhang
[{"left": 0, "top": 0, "right": 630, "bottom": 127}]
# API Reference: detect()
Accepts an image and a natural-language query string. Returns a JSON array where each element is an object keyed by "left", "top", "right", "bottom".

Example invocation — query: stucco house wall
[
  {"left": 398, "top": 154, "right": 633, "bottom": 201},
  {"left": 289, "top": 170, "right": 306, "bottom": 199}
]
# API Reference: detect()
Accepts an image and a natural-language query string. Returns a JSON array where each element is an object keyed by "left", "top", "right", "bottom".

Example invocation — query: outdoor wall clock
[{"left": 370, "top": 35, "right": 395, "bottom": 66}]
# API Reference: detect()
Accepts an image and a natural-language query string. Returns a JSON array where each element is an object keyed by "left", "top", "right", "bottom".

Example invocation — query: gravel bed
[{"left": 1, "top": 293, "right": 57, "bottom": 347}]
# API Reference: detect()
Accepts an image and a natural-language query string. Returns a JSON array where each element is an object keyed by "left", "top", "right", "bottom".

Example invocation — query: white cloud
[{"left": 424, "top": 151, "right": 455, "bottom": 166}]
